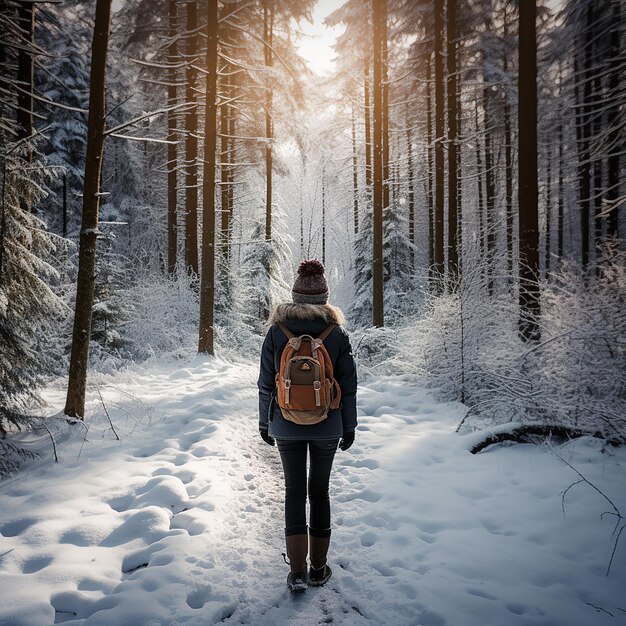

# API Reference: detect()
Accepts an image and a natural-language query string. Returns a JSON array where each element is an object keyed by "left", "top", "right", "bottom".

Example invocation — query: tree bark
[
  {"left": 167, "top": 0, "right": 178, "bottom": 275},
  {"left": 220, "top": 19, "right": 233, "bottom": 265},
  {"left": 351, "top": 101, "right": 359, "bottom": 235},
  {"left": 17, "top": 2, "right": 35, "bottom": 211},
  {"left": 371, "top": 0, "right": 385, "bottom": 327},
  {"left": 484, "top": 80, "right": 495, "bottom": 294},
  {"left": 503, "top": 7, "right": 514, "bottom": 277},
  {"left": 16, "top": 2, "right": 34, "bottom": 149},
  {"left": 557, "top": 62, "right": 564, "bottom": 259},
  {"left": 364, "top": 59, "right": 372, "bottom": 192},
  {"left": 426, "top": 55, "right": 435, "bottom": 276},
  {"left": 381, "top": 1, "right": 390, "bottom": 213},
  {"left": 433, "top": 0, "right": 445, "bottom": 288},
  {"left": 322, "top": 169, "right": 326, "bottom": 265},
  {"left": 592, "top": 68, "right": 603, "bottom": 263},
  {"left": 263, "top": 0, "right": 273, "bottom": 242},
  {"left": 64, "top": 0, "right": 113, "bottom": 418},
  {"left": 606, "top": 0, "right": 621, "bottom": 240},
  {"left": 558, "top": 120, "right": 564, "bottom": 258},
  {"left": 447, "top": 0, "right": 459, "bottom": 280},
  {"left": 475, "top": 96, "right": 485, "bottom": 262},
  {"left": 545, "top": 143, "right": 552, "bottom": 275},
  {"left": 575, "top": 5, "right": 593, "bottom": 270},
  {"left": 184, "top": 0, "right": 199, "bottom": 275},
  {"left": 198, "top": 0, "right": 219, "bottom": 355},
  {"left": 518, "top": 0, "right": 540, "bottom": 341},
  {"left": 406, "top": 101, "right": 415, "bottom": 267}
]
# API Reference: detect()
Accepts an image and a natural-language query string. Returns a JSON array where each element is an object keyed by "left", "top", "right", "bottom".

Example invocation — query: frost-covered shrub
[
  {"left": 120, "top": 270, "right": 200, "bottom": 363},
  {"left": 533, "top": 252, "right": 626, "bottom": 438},
  {"left": 351, "top": 247, "right": 625, "bottom": 440}
]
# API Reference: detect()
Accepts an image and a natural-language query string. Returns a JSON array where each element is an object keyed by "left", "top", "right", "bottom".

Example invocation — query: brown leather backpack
[{"left": 275, "top": 323, "right": 342, "bottom": 425}]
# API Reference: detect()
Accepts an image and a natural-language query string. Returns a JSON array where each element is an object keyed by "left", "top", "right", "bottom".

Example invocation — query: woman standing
[{"left": 258, "top": 259, "right": 358, "bottom": 593}]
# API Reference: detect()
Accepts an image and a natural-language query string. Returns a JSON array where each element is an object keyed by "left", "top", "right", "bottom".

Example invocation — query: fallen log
[{"left": 469, "top": 424, "right": 624, "bottom": 454}]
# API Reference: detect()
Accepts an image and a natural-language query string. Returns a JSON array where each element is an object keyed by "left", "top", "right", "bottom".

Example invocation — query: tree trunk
[
  {"left": 227, "top": 57, "right": 236, "bottom": 260},
  {"left": 184, "top": 0, "right": 199, "bottom": 275},
  {"left": 557, "top": 61, "right": 564, "bottom": 259},
  {"left": 475, "top": 96, "right": 485, "bottom": 262},
  {"left": 364, "top": 59, "right": 372, "bottom": 192},
  {"left": 263, "top": 0, "right": 273, "bottom": 242},
  {"left": 167, "top": 0, "right": 178, "bottom": 275},
  {"left": 433, "top": 0, "right": 445, "bottom": 288},
  {"left": 518, "top": 0, "right": 540, "bottom": 341},
  {"left": 351, "top": 102, "right": 359, "bottom": 235},
  {"left": 503, "top": 7, "right": 514, "bottom": 277},
  {"left": 558, "top": 119, "right": 564, "bottom": 258},
  {"left": 371, "top": 0, "right": 385, "bottom": 327},
  {"left": 198, "top": 0, "right": 219, "bottom": 355},
  {"left": 220, "top": 23, "right": 232, "bottom": 265},
  {"left": 484, "top": 81, "right": 495, "bottom": 294},
  {"left": 593, "top": 67, "right": 603, "bottom": 263},
  {"left": 64, "top": 0, "right": 113, "bottom": 418},
  {"left": 575, "top": 5, "right": 593, "bottom": 270},
  {"left": 381, "top": 1, "right": 390, "bottom": 213},
  {"left": 17, "top": 2, "right": 34, "bottom": 212},
  {"left": 406, "top": 101, "right": 415, "bottom": 267},
  {"left": 16, "top": 3, "right": 34, "bottom": 148},
  {"left": 322, "top": 169, "right": 326, "bottom": 265},
  {"left": 426, "top": 55, "right": 435, "bottom": 276},
  {"left": 545, "top": 143, "right": 552, "bottom": 275},
  {"left": 447, "top": 0, "right": 459, "bottom": 281},
  {"left": 62, "top": 172, "right": 67, "bottom": 238},
  {"left": 606, "top": 0, "right": 621, "bottom": 240}
]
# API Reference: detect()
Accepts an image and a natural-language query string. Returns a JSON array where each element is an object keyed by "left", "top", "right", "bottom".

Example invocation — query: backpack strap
[
  {"left": 317, "top": 324, "right": 337, "bottom": 342},
  {"left": 278, "top": 322, "right": 336, "bottom": 342},
  {"left": 277, "top": 323, "right": 295, "bottom": 339}
]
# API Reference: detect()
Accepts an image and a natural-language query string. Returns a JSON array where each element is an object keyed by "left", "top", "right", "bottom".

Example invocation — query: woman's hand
[
  {"left": 339, "top": 431, "right": 355, "bottom": 451},
  {"left": 259, "top": 427, "right": 275, "bottom": 446}
]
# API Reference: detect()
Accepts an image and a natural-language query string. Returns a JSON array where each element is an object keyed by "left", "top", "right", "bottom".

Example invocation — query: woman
[{"left": 258, "top": 259, "right": 358, "bottom": 593}]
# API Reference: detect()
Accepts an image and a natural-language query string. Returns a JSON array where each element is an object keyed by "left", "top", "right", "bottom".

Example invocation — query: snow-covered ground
[{"left": 1, "top": 358, "right": 625, "bottom": 626}]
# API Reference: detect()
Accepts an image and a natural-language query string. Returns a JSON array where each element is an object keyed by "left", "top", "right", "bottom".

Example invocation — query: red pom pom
[{"left": 297, "top": 259, "right": 325, "bottom": 277}]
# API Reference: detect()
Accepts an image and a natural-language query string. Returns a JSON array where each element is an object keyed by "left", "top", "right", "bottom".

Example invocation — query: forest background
[{"left": 0, "top": 0, "right": 624, "bottom": 469}]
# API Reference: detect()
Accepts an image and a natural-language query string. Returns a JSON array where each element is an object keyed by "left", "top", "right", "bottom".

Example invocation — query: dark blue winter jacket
[{"left": 257, "top": 303, "right": 358, "bottom": 440}]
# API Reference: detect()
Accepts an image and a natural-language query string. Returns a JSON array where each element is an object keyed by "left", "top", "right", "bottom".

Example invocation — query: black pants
[{"left": 276, "top": 439, "right": 339, "bottom": 538}]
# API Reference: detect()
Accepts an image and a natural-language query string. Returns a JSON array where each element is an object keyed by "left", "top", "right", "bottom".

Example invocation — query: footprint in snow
[
  {"left": 1, "top": 517, "right": 38, "bottom": 537},
  {"left": 336, "top": 489, "right": 382, "bottom": 503},
  {"left": 22, "top": 555, "right": 53, "bottom": 574},
  {"left": 186, "top": 584, "right": 213, "bottom": 609},
  {"left": 360, "top": 531, "right": 378, "bottom": 547},
  {"left": 341, "top": 458, "right": 380, "bottom": 470}
]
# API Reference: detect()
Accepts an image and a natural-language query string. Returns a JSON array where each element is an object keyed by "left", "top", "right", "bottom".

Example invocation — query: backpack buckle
[{"left": 313, "top": 380, "right": 321, "bottom": 406}]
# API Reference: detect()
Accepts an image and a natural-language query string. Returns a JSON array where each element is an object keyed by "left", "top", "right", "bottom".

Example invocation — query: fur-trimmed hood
[{"left": 267, "top": 302, "right": 346, "bottom": 327}]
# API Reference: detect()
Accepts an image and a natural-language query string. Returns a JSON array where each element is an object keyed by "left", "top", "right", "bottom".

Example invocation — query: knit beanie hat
[{"left": 292, "top": 259, "right": 329, "bottom": 304}]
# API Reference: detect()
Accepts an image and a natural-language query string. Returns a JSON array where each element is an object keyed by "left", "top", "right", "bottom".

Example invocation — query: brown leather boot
[
  {"left": 308, "top": 535, "right": 332, "bottom": 587},
  {"left": 285, "top": 534, "right": 308, "bottom": 592}
]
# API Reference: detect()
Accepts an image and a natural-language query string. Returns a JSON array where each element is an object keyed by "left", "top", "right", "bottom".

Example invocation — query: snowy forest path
[
  {"left": 1, "top": 358, "right": 625, "bottom": 626},
  {"left": 2, "top": 358, "right": 437, "bottom": 625}
]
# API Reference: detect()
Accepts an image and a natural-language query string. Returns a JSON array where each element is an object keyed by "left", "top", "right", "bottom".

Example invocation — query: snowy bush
[
  {"left": 532, "top": 250, "right": 626, "bottom": 438},
  {"left": 119, "top": 270, "right": 200, "bottom": 363},
  {"left": 351, "top": 248, "right": 626, "bottom": 441}
]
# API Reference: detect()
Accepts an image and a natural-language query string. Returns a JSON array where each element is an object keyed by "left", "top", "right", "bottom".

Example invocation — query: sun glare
[{"left": 294, "top": 0, "right": 345, "bottom": 77}]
